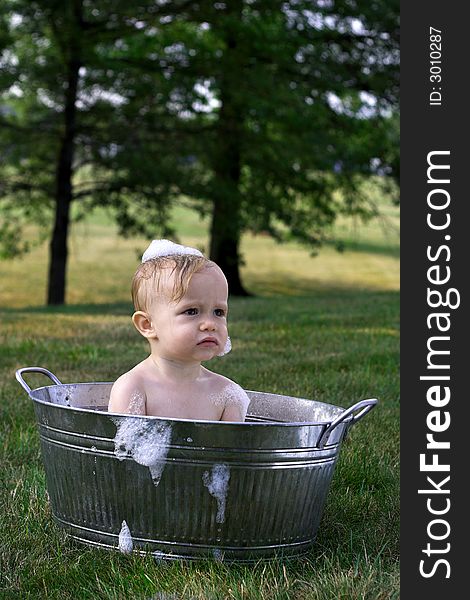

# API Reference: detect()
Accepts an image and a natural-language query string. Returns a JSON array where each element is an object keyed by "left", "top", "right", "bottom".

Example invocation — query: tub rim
[
  {"left": 16, "top": 366, "right": 377, "bottom": 446},
  {"left": 29, "top": 382, "right": 343, "bottom": 426}
]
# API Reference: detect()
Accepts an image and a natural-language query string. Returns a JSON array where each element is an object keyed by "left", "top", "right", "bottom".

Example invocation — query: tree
[
  {"left": 1, "top": 1, "right": 399, "bottom": 301},
  {"left": 109, "top": 0, "right": 399, "bottom": 295},
  {"left": 208, "top": 0, "right": 399, "bottom": 293},
  {"left": 0, "top": 0, "right": 197, "bottom": 304}
]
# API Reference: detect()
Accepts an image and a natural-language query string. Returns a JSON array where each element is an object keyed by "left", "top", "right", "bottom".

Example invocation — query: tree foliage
[
  {"left": 0, "top": 0, "right": 196, "bottom": 302},
  {"left": 105, "top": 0, "right": 400, "bottom": 293},
  {"left": 0, "top": 0, "right": 399, "bottom": 302}
]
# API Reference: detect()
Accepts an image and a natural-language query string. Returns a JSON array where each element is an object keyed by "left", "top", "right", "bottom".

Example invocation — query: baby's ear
[{"left": 132, "top": 311, "right": 157, "bottom": 339}]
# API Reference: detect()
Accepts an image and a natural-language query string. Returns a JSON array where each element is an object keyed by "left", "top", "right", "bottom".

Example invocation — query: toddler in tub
[{"left": 108, "top": 239, "right": 250, "bottom": 422}]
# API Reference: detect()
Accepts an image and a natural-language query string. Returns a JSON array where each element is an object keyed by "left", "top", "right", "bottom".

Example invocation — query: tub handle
[
  {"left": 15, "top": 367, "right": 63, "bottom": 394},
  {"left": 318, "top": 399, "right": 377, "bottom": 448}
]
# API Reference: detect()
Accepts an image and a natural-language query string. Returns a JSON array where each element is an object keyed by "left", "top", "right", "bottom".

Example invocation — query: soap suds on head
[
  {"left": 112, "top": 417, "right": 172, "bottom": 485},
  {"left": 202, "top": 463, "right": 230, "bottom": 524},
  {"left": 142, "top": 239, "right": 203, "bottom": 262},
  {"left": 118, "top": 520, "right": 133, "bottom": 553}
]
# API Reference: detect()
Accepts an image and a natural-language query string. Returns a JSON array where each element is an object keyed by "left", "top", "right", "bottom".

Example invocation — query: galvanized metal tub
[{"left": 16, "top": 366, "right": 377, "bottom": 562}]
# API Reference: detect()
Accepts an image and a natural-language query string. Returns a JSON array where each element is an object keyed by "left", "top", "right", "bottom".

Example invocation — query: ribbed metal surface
[{"left": 24, "top": 381, "right": 363, "bottom": 561}]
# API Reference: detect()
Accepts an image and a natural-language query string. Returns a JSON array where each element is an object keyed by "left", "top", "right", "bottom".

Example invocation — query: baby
[{"left": 108, "top": 239, "right": 250, "bottom": 422}]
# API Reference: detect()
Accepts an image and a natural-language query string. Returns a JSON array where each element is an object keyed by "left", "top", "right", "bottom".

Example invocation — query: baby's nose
[{"left": 200, "top": 316, "right": 216, "bottom": 330}]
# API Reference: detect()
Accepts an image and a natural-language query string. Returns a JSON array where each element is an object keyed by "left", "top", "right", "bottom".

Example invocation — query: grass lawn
[{"left": 0, "top": 203, "right": 399, "bottom": 599}]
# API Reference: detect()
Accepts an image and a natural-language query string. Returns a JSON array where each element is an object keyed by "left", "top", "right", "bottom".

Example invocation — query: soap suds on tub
[
  {"left": 213, "top": 548, "right": 224, "bottom": 562},
  {"left": 308, "top": 406, "right": 343, "bottom": 422},
  {"left": 111, "top": 417, "right": 172, "bottom": 485},
  {"left": 118, "top": 520, "right": 133, "bottom": 554},
  {"left": 202, "top": 464, "right": 230, "bottom": 524},
  {"left": 55, "top": 384, "right": 76, "bottom": 407}
]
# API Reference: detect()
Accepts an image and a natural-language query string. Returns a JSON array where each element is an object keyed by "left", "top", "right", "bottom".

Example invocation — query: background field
[{"left": 0, "top": 202, "right": 399, "bottom": 599}]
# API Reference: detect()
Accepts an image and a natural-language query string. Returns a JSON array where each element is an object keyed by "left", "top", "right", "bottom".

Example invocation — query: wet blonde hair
[{"left": 132, "top": 254, "right": 212, "bottom": 312}]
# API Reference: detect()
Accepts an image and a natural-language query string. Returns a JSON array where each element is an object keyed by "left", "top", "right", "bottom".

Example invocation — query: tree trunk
[
  {"left": 209, "top": 196, "right": 250, "bottom": 296},
  {"left": 47, "top": 188, "right": 71, "bottom": 305},
  {"left": 209, "top": 100, "right": 251, "bottom": 296},
  {"left": 47, "top": 15, "right": 81, "bottom": 305},
  {"left": 209, "top": 1, "right": 251, "bottom": 296}
]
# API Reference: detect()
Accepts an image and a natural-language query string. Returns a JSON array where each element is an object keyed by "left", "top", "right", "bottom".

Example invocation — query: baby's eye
[
  {"left": 214, "top": 308, "right": 226, "bottom": 317},
  {"left": 184, "top": 308, "right": 199, "bottom": 316}
]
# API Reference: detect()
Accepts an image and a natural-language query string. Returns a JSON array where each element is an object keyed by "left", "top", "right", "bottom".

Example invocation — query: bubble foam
[
  {"left": 112, "top": 417, "right": 172, "bottom": 485},
  {"left": 127, "top": 390, "right": 146, "bottom": 414},
  {"left": 217, "top": 336, "right": 232, "bottom": 356},
  {"left": 202, "top": 463, "right": 230, "bottom": 524},
  {"left": 209, "top": 383, "right": 250, "bottom": 416},
  {"left": 142, "top": 239, "right": 203, "bottom": 262},
  {"left": 118, "top": 520, "right": 133, "bottom": 554},
  {"left": 213, "top": 548, "right": 224, "bottom": 562}
]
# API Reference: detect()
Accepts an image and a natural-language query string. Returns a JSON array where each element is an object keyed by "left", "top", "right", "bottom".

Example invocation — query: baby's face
[{"left": 148, "top": 265, "right": 229, "bottom": 363}]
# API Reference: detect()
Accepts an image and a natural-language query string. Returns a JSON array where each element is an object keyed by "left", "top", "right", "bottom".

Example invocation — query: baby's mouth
[{"left": 197, "top": 337, "right": 218, "bottom": 346}]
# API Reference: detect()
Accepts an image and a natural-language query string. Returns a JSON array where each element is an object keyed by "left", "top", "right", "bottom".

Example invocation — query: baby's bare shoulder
[
  {"left": 115, "top": 357, "right": 155, "bottom": 386},
  {"left": 202, "top": 369, "right": 235, "bottom": 388},
  {"left": 109, "top": 363, "right": 149, "bottom": 414},
  {"left": 112, "top": 368, "right": 143, "bottom": 393},
  {"left": 210, "top": 376, "right": 251, "bottom": 422},
  {"left": 204, "top": 371, "right": 250, "bottom": 408}
]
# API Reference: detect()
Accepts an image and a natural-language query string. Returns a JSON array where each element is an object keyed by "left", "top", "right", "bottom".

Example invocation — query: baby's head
[
  {"left": 132, "top": 253, "right": 213, "bottom": 312},
  {"left": 131, "top": 240, "right": 231, "bottom": 358},
  {"left": 132, "top": 238, "right": 228, "bottom": 310}
]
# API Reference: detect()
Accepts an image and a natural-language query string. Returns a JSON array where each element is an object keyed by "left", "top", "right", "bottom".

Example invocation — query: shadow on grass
[
  {"left": 2, "top": 301, "right": 134, "bottom": 316},
  {"left": 246, "top": 273, "right": 399, "bottom": 297},
  {"left": 1, "top": 285, "right": 400, "bottom": 317},
  {"left": 324, "top": 238, "right": 399, "bottom": 258}
]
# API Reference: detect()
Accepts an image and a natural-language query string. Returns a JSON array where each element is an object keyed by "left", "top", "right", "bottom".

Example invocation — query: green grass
[{"left": 0, "top": 202, "right": 399, "bottom": 599}]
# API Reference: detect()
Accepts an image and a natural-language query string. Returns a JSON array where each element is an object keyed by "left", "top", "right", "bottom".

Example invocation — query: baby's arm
[
  {"left": 108, "top": 374, "right": 147, "bottom": 415},
  {"left": 220, "top": 383, "right": 251, "bottom": 422}
]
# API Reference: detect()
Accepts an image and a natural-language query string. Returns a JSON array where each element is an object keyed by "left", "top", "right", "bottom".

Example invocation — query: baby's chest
[{"left": 145, "top": 389, "right": 224, "bottom": 421}]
